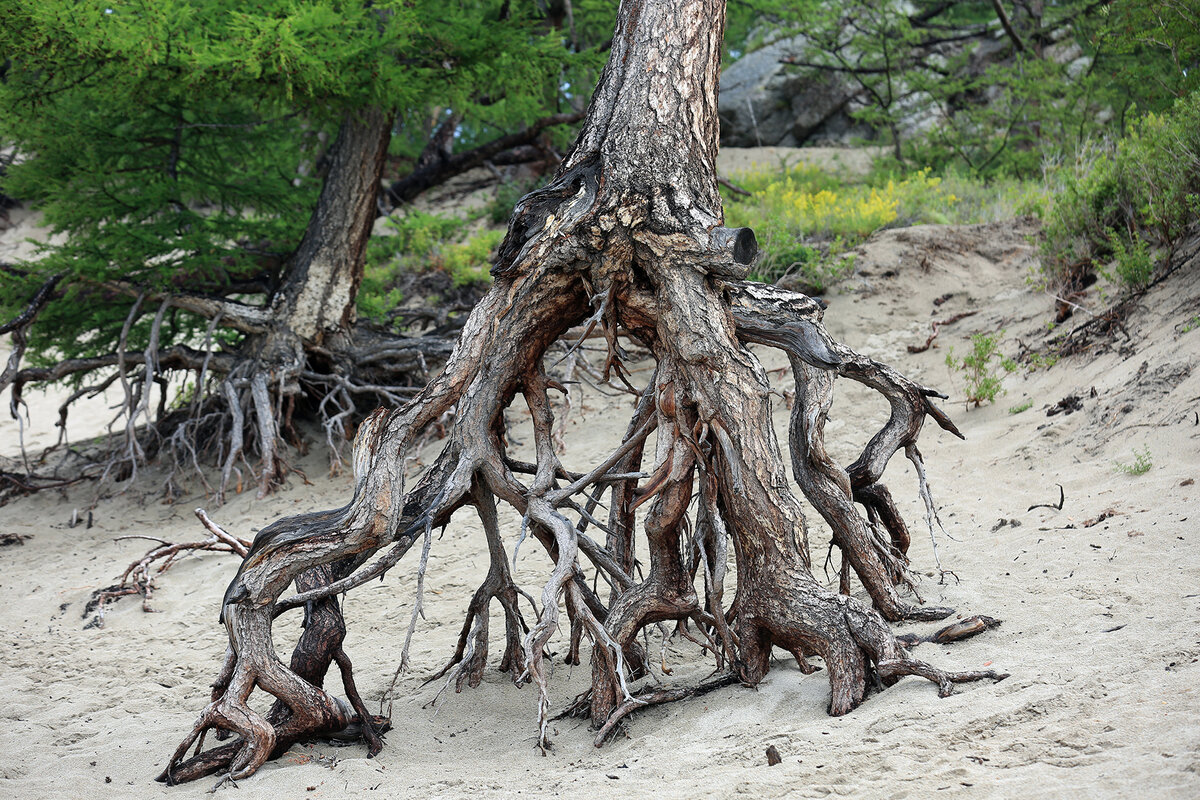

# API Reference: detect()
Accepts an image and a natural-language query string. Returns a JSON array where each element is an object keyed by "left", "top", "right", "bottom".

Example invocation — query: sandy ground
[{"left": 2, "top": 151, "right": 1199, "bottom": 799}]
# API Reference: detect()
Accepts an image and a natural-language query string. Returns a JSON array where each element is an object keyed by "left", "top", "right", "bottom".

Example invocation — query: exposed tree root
[
  {"left": 0, "top": 105, "right": 459, "bottom": 507},
  {"left": 897, "top": 615, "right": 1004, "bottom": 647},
  {"left": 83, "top": 510, "right": 252, "bottom": 627},
  {"left": 427, "top": 480, "right": 531, "bottom": 696},
  {"left": 160, "top": 1, "right": 1007, "bottom": 784},
  {"left": 592, "top": 671, "right": 739, "bottom": 746}
]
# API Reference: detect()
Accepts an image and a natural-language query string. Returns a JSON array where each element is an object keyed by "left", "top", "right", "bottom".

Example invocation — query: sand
[{"left": 1, "top": 151, "right": 1199, "bottom": 799}]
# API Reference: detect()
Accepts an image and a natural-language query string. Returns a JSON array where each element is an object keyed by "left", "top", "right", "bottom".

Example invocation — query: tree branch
[
  {"left": 0, "top": 273, "right": 62, "bottom": 335},
  {"left": 386, "top": 112, "right": 584, "bottom": 206},
  {"left": 98, "top": 280, "right": 272, "bottom": 334},
  {"left": 6, "top": 344, "right": 235, "bottom": 390},
  {"left": 1, "top": 273, "right": 64, "bottom": 397},
  {"left": 990, "top": 0, "right": 1028, "bottom": 54}
]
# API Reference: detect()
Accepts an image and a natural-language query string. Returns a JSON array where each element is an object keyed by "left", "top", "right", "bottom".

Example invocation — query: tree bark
[
  {"left": 163, "top": 0, "right": 1003, "bottom": 783},
  {"left": 223, "top": 106, "right": 393, "bottom": 498},
  {"left": 386, "top": 112, "right": 583, "bottom": 206},
  {"left": 272, "top": 106, "right": 392, "bottom": 348}
]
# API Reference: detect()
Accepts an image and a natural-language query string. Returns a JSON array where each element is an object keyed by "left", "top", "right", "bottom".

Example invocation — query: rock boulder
[{"left": 718, "top": 35, "right": 871, "bottom": 147}]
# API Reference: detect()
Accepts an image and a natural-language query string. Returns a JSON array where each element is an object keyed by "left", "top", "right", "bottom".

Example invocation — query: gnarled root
[
  {"left": 593, "top": 671, "right": 739, "bottom": 746},
  {"left": 729, "top": 283, "right": 956, "bottom": 622},
  {"left": 160, "top": 1, "right": 1010, "bottom": 775},
  {"left": 428, "top": 481, "right": 531, "bottom": 695},
  {"left": 160, "top": 602, "right": 351, "bottom": 784},
  {"left": 588, "top": 365, "right": 700, "bottom": 723},
  {"left": 160, "top": 580, "right": 393, "bottom": 784},
  {"left": 162, "top": 266, "right": 1004, "bottom": 783},
  {"left": 734, "top": 566, "right": 1006, "bottom": 716}
]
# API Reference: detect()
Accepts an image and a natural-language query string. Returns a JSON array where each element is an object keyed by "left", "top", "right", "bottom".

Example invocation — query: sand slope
[{"left": 2, "top": 195, "right": 1199, "bottom": 798}]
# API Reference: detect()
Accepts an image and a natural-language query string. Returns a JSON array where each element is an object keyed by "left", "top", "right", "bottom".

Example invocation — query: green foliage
[
  {"left": 441, "top": 231, "right": 505, "bottom": 287},
  {"left": 1025, "top": 351, "right": 1060, "bottom": 372},
  {"left": 1041, "top": 91, "right": 1200, "bottom": 290},
  {"left": 0, "top": 0, "right": 607, "bottom": 367},
  {"left": 1008, "top": 400, "right": 1033, "bottom": 414},
  {"left": 898, "top": 54, "right": 1117, "bottom": 178},
  {"left": 358, "top": 212, "right": 499, "bottom": 324},
  {"left": 1113, "top": 447, "right": 1153, "bottom": 476},
  {"left": 1098, "top": 2, "right": 1200, "bottom": 110},
  {"left": 723, "top": 160, "right": 1035, "bottom": 289},
  {"left": 368, "top": 212, "right": 467, "bottom": 263},
  {"left": 723, "top": 0, "right": 810, "bottom": 62},
  {"left": 1103, "top": 229, "right": 1154, "bottom": 288},
  {"left": 944, "top": 330, "right": 1017, "bottom": 407},
  {"left": 788, "top": 1, "right": 1199, "bottom": 179}
]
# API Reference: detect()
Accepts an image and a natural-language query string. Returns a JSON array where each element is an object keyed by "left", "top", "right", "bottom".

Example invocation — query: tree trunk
[
  {"left": 272, "top": 106, "right": 392, "bottom": 348},
  {"left": 210, "top": 107, "right": 392, "bottom": 499},
  {"left": 163, "top": 0, "right": 1003, "bottom": 783}
]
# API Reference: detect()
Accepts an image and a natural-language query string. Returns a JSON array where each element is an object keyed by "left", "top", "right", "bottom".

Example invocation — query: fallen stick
[{"left": 907, "top": 310, "right": 979, "bottom": 353}]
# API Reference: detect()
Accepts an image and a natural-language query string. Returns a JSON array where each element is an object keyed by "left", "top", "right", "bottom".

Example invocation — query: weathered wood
[
  {"left": 386, "top": 112, "right": 584, "bottom": 206},
  {"left": 164, "top": 0, "right": 1002, "bottom": 783},
  {"left": 273, "top": 107, "right": 393, "bottom": 346}
]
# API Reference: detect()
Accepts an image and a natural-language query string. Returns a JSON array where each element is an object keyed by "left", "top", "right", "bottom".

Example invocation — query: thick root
[{"left": 160, "top": 602, "right": 359, "bottom": 784}]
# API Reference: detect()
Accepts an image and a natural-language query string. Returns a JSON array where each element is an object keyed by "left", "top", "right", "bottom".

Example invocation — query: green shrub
[
  {"left": 945, "top": 330, "right": 1017, "bottom": 407},
  {"left": 358, "top": 264, "right": 406, "bottom": 323},
  {"left": 723, "top": 162, "right": 1041, "bottom": 290},
  {"left": 726, "top": 165, "right": 958, "bottom": 288},
  {"left": 366, "top": 211, "right": 465, "bottom": 264},
  {"left": 358, "top": 211, "right": 497, "bottom": 324},
  {"left": 1041, "top": 91, "right": 1200, "bottom": 291},
  {"left": 439, "top": 230, "right": 504, "bottom": 287},
  {"left": 1103, "top": 229, "right": 1155, "bottom": 288},
  {"left": 1114, "top": 447, "right": 1153, "bottom": 476}
]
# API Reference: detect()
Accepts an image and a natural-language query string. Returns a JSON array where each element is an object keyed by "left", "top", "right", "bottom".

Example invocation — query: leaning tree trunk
[
  {"left": 217, "top": 106, "right": 392, "bottom": 499},
  {"left": 161, "top": 0, "right": 1003, "bottom": 784},
  {"left": 269, "top": 106, "right": 391, "bottom": 349},
  {"left": 0, "top": 104, "right": 461, "bottom": 508}
]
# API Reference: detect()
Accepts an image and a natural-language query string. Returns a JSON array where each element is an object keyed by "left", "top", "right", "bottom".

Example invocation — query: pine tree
[
  {"left": 0, "top": 0, "right": 604, "bottom": 497},
  {"left": 779, "top": 0, "right": 1198, "bottom": 176}
]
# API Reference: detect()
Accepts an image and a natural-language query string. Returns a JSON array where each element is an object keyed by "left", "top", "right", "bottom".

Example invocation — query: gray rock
[{"left": 718, "top": 35, "right": 871, "bottom": 147}]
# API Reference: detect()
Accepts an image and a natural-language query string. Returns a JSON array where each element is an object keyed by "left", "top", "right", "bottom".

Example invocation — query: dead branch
[
  {"left": 907, "top": 310, "right": 979, "bottom": 353},
  {"left": 386, "top": 112, "right": 584, "bottom": 206}
]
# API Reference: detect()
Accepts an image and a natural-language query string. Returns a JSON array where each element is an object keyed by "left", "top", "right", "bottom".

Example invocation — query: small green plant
[
  {"left": 358, "top": 264, "right": 405, "bottom": 322},
  {"left": 1114, "top": 447, "right": 1153, "bottom": 475},
  {"left": 1180, "top": 315, "right": 1200, "bottom": 333},
  {"left": 358, "top": 211, "right": 498, "bottom": 324},
  {"left": 1008, "top": 400, "right": 1033, "bottom": 414},
  {"left": 437, "top": 230, "right": 504, "bottom": 287},
  {"left": 1026, "top": 351, "right": 1060, "bottom": 372},
  {"left": 1102, "top": 228, "right": 1155, "bottom": 288},
  {"left": 945, "top": 329, "right": 1017, "bottom": 407}
]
